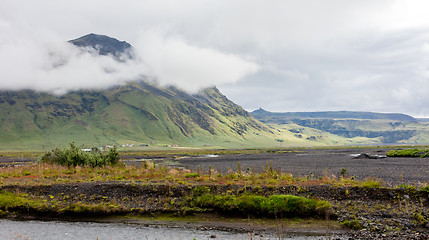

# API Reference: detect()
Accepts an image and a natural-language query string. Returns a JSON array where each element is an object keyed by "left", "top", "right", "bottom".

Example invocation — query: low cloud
[
  {"left": 0, "top": 28, "right": 260, "bottom": 94},
  {"left": 135, "top": 29, "right": 260, "bottom": 92}
]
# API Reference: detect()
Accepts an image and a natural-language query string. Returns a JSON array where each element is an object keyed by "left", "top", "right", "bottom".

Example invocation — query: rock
[{"left": 352, "top": 153, "right": 387, "bottom": 159}]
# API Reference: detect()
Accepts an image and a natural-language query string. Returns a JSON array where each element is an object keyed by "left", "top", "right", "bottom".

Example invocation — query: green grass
[
  {"left": 0, "top": 191, "right": 46, "bottom": 212},
  {"left": 361, "top": 178, "right": 382, "bottom": 188},
  {"left": 386, "top": 148, "right": 429, "bottom": 158},
  {"left": 341, "top": 219, "right": 363, "bottom": 230},
  {"left": 189, "top": 193, "right": 331, "bottom": 218}
]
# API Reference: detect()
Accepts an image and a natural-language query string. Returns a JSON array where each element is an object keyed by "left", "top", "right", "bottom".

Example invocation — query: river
[{"left": 0, "top": 219, "right": 340, "bottom": 240}]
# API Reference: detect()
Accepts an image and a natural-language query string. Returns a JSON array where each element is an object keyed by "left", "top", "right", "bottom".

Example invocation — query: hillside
[
  {"left": 251, "top": 109, "right": 429, "bottom": 144},
  {"left": 4, "top": 80, "right": 391, "bottom": 150},
  {"left": 0, "top": 82, "right": 299, "bottom": 150},
  {"left": 1, "top": 33, "right": 324, "bottom": 150}
]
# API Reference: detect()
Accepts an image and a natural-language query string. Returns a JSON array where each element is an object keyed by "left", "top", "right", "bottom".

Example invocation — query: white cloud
[
  {"left": 135, "top": 29, "right": 260, "bottom": 92},
  {"left": 0, "top": 25, "right": 259, "bottom": 94},
  {"left": 0, "top": 35, "right": 142, "bottom": 94}
]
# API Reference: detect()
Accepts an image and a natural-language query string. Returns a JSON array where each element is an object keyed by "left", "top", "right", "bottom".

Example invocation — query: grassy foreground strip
[
  {"left": 0, "top": 190, "right": 124, "bottom": 217},
  {"left": 190, "top": 193, "right": 331, "bottom": 218},
  {"left": 0, "top": 161, "right": 399, "bottom": 188},
  {"left": 0, "top": 189, "right": 331, "bottom": 219},
  {"left": 0, "top": 156, "right": 427, "bottom": 190}
]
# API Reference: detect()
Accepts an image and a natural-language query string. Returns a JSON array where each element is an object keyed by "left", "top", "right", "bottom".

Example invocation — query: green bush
[
  {"left": 421, "top": 185, "right": 429, "bottom": 193},
  {"left": 191, "top": 194, "right": 331, "bottom": 218},
  {"left": 185, "top": 173, "right": 199, "bottom": 178},
  {"left": 40, "top": 143, "right": 120, "bottom": 167}
]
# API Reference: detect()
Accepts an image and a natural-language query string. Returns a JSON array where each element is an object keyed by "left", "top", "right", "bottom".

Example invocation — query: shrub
[
  {"left": 185, "top": 173, "right": 199, "bottom": 178},
  {"left": 40, "top": 143, "right": 120, "bottom": 167},
  {"left": 398, "top": 184, "right": 416, "bottom": 190}
]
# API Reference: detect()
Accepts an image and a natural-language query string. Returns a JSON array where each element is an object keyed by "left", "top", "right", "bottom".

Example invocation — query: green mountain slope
[
  {"left": 0, "top": 82, "right": 302, "bottom": 150},
  {"left": 0, "top": 33, "right": 321, "bottom": 150}
]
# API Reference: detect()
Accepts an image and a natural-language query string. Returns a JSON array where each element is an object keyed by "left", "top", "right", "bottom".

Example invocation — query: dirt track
[{"left": 178, "top": 148, "right": 429, "bottom": 185}]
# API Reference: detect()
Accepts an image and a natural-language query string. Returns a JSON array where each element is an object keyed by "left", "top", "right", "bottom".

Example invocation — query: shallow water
[{"left": 0, "top": 219, "right": 338, "bottom": 240}]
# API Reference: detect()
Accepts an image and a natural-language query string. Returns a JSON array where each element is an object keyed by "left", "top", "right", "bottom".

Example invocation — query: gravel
[{"left": 177, "top": 148, "right": 429, "bottom": 185}]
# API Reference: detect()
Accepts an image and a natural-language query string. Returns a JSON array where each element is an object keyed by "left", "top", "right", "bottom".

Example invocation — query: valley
[{"left": 1, "top": 33, "right": 428, "bottom": 240}]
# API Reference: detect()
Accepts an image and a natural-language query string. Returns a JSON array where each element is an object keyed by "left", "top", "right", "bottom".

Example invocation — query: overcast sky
[{"left": 1, "top": 1, "right": 429, "bottom": 117}]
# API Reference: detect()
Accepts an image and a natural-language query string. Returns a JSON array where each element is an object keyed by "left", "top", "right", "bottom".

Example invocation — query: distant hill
[
  {"left": 251, "top": 109, "right": 426, "bottom": 144},
  {"left": 252, "top": 108, "right": 417, "bottom": 122},
  {"left": 417, "top": 118, "right": 429, "bottom": 122}
]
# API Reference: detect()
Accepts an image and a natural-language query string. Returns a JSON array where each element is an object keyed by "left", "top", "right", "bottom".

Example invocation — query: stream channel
[{"left": 0, "top": 219, "right": 343, "bottom": 240}]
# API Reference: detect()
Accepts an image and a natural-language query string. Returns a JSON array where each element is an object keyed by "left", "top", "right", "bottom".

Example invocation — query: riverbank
[
  {"left": 1, "top": 182, "right": 428, "bottom": 239},
  {"left": 1, "top": 146, "right": 428, "bottom": 239}
]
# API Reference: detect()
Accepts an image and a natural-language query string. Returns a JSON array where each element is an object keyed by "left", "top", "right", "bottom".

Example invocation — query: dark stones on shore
[
  {"left": 353, "top": 153, "right": 387, "bottom": 159},
  {"left": 1, "top": 182, "right": 428, "bottom": 239}
]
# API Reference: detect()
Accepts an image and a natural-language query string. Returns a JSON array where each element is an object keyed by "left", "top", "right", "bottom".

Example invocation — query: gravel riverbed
[{"left": 177, "top": 148, "right": 428, "bottom": 185}]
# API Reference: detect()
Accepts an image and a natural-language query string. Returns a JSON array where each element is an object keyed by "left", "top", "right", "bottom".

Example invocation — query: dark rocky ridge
[{"left": 69, "top": 33, "right": 133, "bottom": 60}]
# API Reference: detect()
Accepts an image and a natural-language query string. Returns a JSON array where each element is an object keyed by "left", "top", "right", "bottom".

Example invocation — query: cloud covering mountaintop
[
  {"left": 1, "top": 0, "right": 429, "bottom": 116},
  {"left": 0, "top": 28, "right": 259, "bottom": 94}
]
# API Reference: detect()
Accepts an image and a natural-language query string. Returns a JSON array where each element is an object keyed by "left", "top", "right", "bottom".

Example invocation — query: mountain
[
  {"left": 251, "top": 109, "right": 429, "bottom": 144},
  {"left": 3, "top": 33, "right": 428, "bottom": 150},
  {"left": 69, "top": 33, "right": 134, "bottom": 61},
  {"left": 0, "top": 82, "right": 296, "bottom": 150},
  {"left": 1, "top": 34, "right": 310, "bottom": 150}
]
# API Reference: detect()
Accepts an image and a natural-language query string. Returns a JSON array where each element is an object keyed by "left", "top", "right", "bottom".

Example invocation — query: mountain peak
[
  {"left": 69, "top": 33, "right": 133, "bottom": 60},
  {"left": 252, "top": 108, "right": 269, "bottom": 114}
]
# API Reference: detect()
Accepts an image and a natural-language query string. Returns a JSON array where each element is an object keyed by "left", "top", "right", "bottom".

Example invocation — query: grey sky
[{"left": 1, "top": 0, "right": 429, "bottom": 116}]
